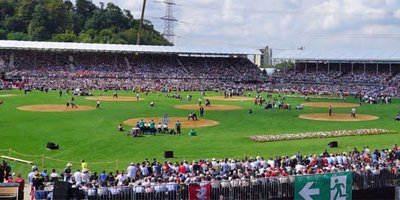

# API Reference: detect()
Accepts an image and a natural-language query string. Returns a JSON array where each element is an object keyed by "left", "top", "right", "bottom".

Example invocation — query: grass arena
[{"left": 0, "top": 90, "right": 399, "bottom": 173}]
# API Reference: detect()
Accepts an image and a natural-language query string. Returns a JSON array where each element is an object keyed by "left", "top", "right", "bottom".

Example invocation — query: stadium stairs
[
  {"left": 124, "top": 56, "right": 132, "bottom": 70},
  {"left": 227, "top": 61, "right": 242, "bottom": 76},
  {"left": 176, "top": 58, "right": 190, "bottom": 74}
]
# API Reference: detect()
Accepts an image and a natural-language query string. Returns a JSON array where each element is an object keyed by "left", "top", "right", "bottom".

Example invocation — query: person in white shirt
[
  {"left": 135, "top": 183, "right": 145, "bottom": 193},
  {"left": 50, "top": 169, "right": 60, "bottom": 182},
  {"left": 157, "top": 123, "right": 162, "bottom": 133},
  {"left": 116, "top": 171, "right": 128, "bottom": 186},
  {"left": 166, "top": 177, "right": 177, "bottom": 191},
  {"left": 73, "top": 169, "right": 82, "bottom": 185},
  {"left": 141, "top": 164, "right": 149, "bottom": 177},
  {"left": 28, "top": 166, "right": 38, "bottom": 186},
  {"left": 154, "top": 179, "right": 167, "bottom": 193},
  {"left": 351, "top": 107, "right": 356, "bottom": 118},
  {"left": 81, "top": 169, "right": 90, "bottom": 184},
  {"left": 267, "top": 158, "right": 275, "bottom": 168},
  {"left": 127, "top": 163, "right": 138, "bottom": 181},
  {"left": 162, "top": 123, "right": 168, "bottom": 134},
  {"left": 96, "top": 100, "right": 100, "bottom": 109}
]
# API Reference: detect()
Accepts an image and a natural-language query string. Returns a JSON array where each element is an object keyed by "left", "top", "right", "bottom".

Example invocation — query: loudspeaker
[
  {"left": 53, "top": 181, "right": 72, "bottom": 200},
  {"left": 328, "top": 141, "right": 338, "bottom": 148},
  {"left": 47, "top": 142, "right": 59, "bottom": 150},
  {"left": 164, "top": 151, "right": 174, "bottom": 158}
]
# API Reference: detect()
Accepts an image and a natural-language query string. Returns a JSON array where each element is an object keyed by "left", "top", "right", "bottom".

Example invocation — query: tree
[
  {"left": 78, "top": 29, "right": 98, "bottom": 43},
  {"left": 275, "top": 61, "right": 294, "bottom": 69},
  {"left": 75, "top": 0, "right": 97, "bottom": 19},
  {"left": 3, "top": 15, "right": 25, "bottom": 33},
  {"left": 28, "top": 4, "right": 50, "bottom": 41},
  {"left": 0, "top": 0, "right": 16, "bottom": 21},
  {"left": 52, "top": 31, "right": 77, "bottom": 42},
  {"left": 102, "top": 3, "right": 128, "bottom": 29},
  {"left": 97, "top": 28, "right": 115, "bottom": 43},
  {"left": 118, "top": 29, "right": 138, "bottom": 44},
  {"left": 0, "top": 0, "right": 170, "bottom": 45},
  {"left": 73, "top": 0, "right": 97, "bottom": 33},
  {"left": 47, "top": 0, "right": 72, "bottom": 34},
  {"left": 7, "top": 32, "right": 31, "bottom": 40},
  {"left": 16, "top": 0, "right": 37, "bottom": 32},
  {"left": 0, "top": 29, "right": 7, "bottom": 40},
  {"left": 64, "top": 0, "right": 74, "bottom": 12},
  {"left": 84, "top": 9, "right": 106, "bottom": 30}
]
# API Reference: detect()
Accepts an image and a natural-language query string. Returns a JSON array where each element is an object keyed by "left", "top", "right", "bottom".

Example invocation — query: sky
[{"left": 90, "top": 0, "right": 400, "bottom": 51}]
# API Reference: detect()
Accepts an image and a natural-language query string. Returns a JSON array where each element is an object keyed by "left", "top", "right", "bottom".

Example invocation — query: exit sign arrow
[{"left": 299, "top": 182, "right": 320, "bottom": 200}]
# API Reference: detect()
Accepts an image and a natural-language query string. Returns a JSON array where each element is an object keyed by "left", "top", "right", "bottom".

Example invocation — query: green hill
[{"left": 0, "top": 0, "right": 170, "bottom": 45}]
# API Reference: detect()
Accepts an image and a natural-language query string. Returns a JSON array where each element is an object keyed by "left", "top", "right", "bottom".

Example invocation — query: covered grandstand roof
[
  {"left": 0, "top": 40, "right": 259, "bottom": 56},
  {"left": 273, "top": 49, "right": 400, "bottom": 62}
]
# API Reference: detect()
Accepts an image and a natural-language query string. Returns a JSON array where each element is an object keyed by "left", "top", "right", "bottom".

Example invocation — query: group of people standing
[{"left": 130, "top": 118, "right": 182, "bottom": 136}]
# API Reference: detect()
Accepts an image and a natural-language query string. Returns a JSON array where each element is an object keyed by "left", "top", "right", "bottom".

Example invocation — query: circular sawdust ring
[
  {"left": 0, "top": 94, "right": 18, "bottom": 97},
  {"left": 299, "top": 113, "right": 378, "bottom": 121},
  {"left": 86, "top": 96, "right": 144, "bottom": 102},
  {"left": 302, "top": 102, "right": 359, "bottom": 108},
  {"left": 175, "top": 104, "right": 242, "bottom": 111},
  {"left": 17, "top": 104, "right": 95, "bottom": 112},
  {"left": 123, "top": 117, "right": 219, "bottom": 128},
  {"left": 206, "top": 96, "right": 254, "bottom": 101}
]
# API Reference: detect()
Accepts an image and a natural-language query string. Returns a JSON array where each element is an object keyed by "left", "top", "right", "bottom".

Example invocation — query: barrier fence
[
  {"left": 0, "top": 149, "right": 120, "bottom": 170},
  {"left": 33, "top": 170, "right": 399, "bottom": 200}
]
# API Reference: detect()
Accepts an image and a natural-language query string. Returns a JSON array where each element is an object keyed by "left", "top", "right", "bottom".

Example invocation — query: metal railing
[
  {"left": 84, "top": 178, "right": 295, "bottom": 200},
  {"left": 38, "top": 171, "right": 399, "bottom": 200}
]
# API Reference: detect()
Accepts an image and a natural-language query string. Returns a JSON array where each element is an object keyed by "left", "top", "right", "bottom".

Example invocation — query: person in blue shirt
[{"left": 99, "top": 170, "right": 107, "bottom": 185}]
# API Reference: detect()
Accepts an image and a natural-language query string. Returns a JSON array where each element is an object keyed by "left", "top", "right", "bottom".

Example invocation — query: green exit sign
[{"left": 295, "top": 171, "right": 352, "bottom": 200}]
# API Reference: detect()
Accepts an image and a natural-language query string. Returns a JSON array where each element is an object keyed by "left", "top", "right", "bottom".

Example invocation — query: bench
[
  {"left": 0, "top": 183, "right": 19, "bottom": 199},
  {"left": 0, "top": 155, "right": 34, "bottom": 165}
]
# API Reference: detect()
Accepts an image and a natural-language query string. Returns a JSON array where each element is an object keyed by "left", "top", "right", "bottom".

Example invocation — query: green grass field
[{"left": 0, "top": 90, "right": 399, "bottom": 174}]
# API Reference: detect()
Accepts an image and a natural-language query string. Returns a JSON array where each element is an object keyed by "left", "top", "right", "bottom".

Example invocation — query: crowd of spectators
[
  {"left": 21, "top": 144, "right": 400, "bottom": 197},
  {"left": 270, "top": 68, "right": 399, "bottom": 97},
  {"left": 1, "top": 50, "right": 263, "bottom": 92},
  {"left": 2, "top": 50, "right": 400, "bottom": 97}
]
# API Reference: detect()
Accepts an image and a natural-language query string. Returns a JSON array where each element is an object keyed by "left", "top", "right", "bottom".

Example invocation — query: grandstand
[
  {"left": 0, "top": 40, "right": 263, "bottom": 91},
  {"left": 273, "top": 49, "right": 400, "bottom": 74},
  {"left": 271, "top": 49, "right": 400, "bottom": 97}
]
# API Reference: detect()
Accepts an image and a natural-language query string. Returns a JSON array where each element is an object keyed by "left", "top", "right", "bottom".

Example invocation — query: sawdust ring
[
  {"left": 299, "top": 113, "right": 379, "bottom": 121},
  {"left": 175, "top": 104, "right": 242, "bottom": 111},
  {"left": 206, "top": 96, "right": 254, "bottom": 101},
  {"left": 17, "top": 104, "right": 95, "bottom": 112},
  {"left": 124, "top": 117, "right": 219, "bottom": 128},
  {"left": 302, "top": 102, "right": 360, "bottom": 108},
  {"left": 86, "top": 96, "right": 144, "bottom": 102}
]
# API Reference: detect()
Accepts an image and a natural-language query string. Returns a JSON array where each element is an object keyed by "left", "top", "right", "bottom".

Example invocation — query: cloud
[{"left": 90, "top": 0, "right": 400, "bottom": 50}]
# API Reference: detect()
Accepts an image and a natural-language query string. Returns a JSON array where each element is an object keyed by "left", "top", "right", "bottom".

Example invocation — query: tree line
[{"left": 0, "top": 0, "right": 171, "bottom": 45}]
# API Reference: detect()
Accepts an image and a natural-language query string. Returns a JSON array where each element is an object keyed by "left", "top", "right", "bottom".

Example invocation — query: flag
[{"left": 189, "top": 183, "right": 211, "bottom": 200}]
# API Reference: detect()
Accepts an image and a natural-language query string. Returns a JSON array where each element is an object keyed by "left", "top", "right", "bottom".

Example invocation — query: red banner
[{"left": 189, "top": 183, "right": 211, "bottom": 200}]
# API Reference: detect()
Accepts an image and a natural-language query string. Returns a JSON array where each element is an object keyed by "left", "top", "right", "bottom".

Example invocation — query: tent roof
[
  {"left": 0, "top": 40, "right": 259, "bottom": 56},
  {"left": 274, "top": 49, "right": 400, "bottom": 62}
]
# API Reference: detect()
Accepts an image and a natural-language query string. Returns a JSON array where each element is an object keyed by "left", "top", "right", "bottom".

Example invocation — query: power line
[
  {"left": 175, "top": 35, "right": 263, "bottom": 49},
  {"left": 150, "top": 17, "right": 223, "bottom": 28},
  {"left": 168, "top": 1, "right": 396, "bottom": 17},
  {"left": 299, "top": 32, "right": 400, "bottom": 39}
]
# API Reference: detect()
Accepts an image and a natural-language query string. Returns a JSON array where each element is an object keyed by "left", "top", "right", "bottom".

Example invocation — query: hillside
[{"left": 0, "top": 0, "right": 171, "bottom": 45}]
